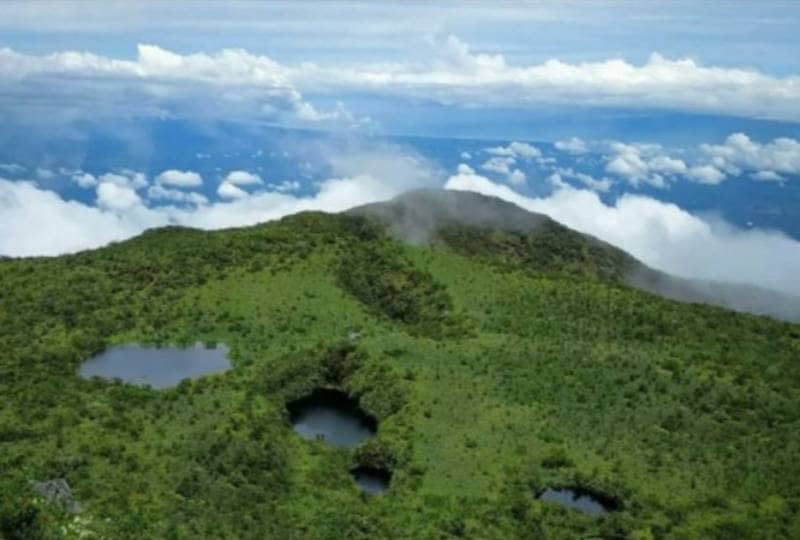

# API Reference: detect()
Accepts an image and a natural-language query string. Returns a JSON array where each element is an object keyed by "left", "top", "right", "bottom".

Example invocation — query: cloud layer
[
  {"left": 2, "top": 36, "right": 800, "bottom": 127},
  {"left": 295, "top": 35, "right": 800, "bottom": 122},
  {"left": 0, "top": 44, "right": 352, "bottom": 127}
]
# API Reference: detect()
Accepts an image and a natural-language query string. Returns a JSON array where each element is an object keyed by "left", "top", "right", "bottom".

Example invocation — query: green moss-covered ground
[{"left": 1, "top": 209, "right": 799, "bottom": 539}]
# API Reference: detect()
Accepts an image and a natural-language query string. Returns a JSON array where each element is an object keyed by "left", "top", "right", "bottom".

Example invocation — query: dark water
[
  {"left": 79, "top": 344, "right": 230, "bottom": 389},
  {"left": 287, "top": 388, "right": 377, "bottom": 448},
  {"left": 350, "top": 466, "right": 390, "bottom": 495},
  {"left": 538, "top": 487, "right": 618, "bottom": 515}
]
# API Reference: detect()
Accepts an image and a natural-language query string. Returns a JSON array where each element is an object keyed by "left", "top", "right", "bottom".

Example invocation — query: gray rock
[{"left": 31, "top": 479, "right": 82, "bottom": 514}]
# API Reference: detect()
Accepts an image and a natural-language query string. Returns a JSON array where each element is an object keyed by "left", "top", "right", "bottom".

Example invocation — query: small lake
[
  {"left": 287, "top": 388, "right": 377, "bottom": 448},
  {"left": 79, "top": 344, "right": 230, "bottom": 389},
  {"left": 350, "top": 466, "right": 390, "bottom": 495},
  {"left": 538, "top": 487, "right": 618, "bottom": 515}
]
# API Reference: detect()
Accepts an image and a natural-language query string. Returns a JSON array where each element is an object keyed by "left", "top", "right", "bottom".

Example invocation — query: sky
[{"left": 1, "top": 1, "right": 800, "bottom": 300}]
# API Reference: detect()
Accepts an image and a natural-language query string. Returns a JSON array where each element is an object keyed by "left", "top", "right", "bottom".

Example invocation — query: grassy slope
[{"left": 1, "top": 209, "right": 799, "bottom": 539}]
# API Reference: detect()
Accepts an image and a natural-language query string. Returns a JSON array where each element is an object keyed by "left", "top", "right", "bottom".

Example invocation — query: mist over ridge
[{"left": 350, "top": 188, "right": 800, "bottom": 322}]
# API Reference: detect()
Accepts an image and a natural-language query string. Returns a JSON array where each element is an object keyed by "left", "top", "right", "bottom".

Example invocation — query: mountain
[
  {"left": 1, "top": 190, "right": 799, "bottom": 539},
  {"left": 349, "top": 189, "right": 555, "bottom": 242},
  {"left": 352, "top": 189, "right": 800, "bottom": 322}
]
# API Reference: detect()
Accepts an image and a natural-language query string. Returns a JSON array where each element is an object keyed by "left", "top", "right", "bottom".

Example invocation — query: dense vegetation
[{"left": 1, "top": 192, "right": 799, "bottom": 539}]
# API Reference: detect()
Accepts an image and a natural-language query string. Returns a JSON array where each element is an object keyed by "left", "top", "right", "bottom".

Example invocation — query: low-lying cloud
[
  {"left": 588, "top": 133, "right": 800, "bottom": 188},
  {"left": 446, "top": 164, "right": 800, "bottom": 298},
  {"left": 155, "top": 169, "right": 203, "bottom": 188},
  {"left": 0, "top": 144, "right": 440, "bottom": 256},
  {"left": 701, "top": 133, "right": 800, "bottom": 181}
]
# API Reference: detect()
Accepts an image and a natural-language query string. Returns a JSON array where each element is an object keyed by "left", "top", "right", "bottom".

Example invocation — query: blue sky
[{"left": 1, "top": 1, "right": 800, "bottom": 298}]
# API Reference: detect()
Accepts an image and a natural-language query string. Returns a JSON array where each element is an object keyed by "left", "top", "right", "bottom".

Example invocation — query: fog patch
[
  {"left": 348, "top": 188, "right": 549, "bottom": 244},
  {"left": 629, "top": 268, "right": 800, "bottom": 322}
]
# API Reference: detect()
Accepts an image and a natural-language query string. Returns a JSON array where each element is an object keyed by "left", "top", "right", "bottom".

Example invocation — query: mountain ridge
[
  {"left": 350, "top": 189, "right": 800, "bottom": 322},
  {"left": 3, "top": 188, "right": 797, "bottom": 321}
]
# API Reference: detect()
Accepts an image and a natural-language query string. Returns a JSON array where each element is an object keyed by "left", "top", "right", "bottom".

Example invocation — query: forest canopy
[{"left": 1, "top": 192, "right": 799, "bottom": 539}]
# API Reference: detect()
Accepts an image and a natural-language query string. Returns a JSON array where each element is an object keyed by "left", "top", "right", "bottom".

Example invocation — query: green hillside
[{"left": 1, "top": 191, "right": 799, "bottom": 539}]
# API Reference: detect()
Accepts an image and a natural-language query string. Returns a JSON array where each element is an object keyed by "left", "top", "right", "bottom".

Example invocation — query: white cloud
[
  {"left": 605, "top": 143, "right": 668, "bottom": 187},
  {"left": 99, "top": 171, "right": 148, "bottom": 190},
  {"left": 554, "top": 137, "right": 588, "bottom": 154},
  {"left": 96, "top": 181, "right": 143, "bottom": 211},
  {"left": 687, "top": 164, "right": 726, "bottom": 185},
  {"left": 481, "top": 155, "right": 529, "bottom": 185},
  {"left": 0, "top": 179, "right": 156, "bottom": 255},
  {"left": 507, "top": 141, "right": 542, "bottom": 160},
  {"left": 148, "top": 184, "right": 208, "bottom": 205},
  {"left": 434, "top": 34, "right": 507, "bottom": 73},
  {"left": 460, "top": 151, "right": 472, "bottom": 160},
  {"left": 752, "top": 170, "right": 784, "bottom": 182},
  {"left": 4, "top": 37, "right": 799, "bottom": 130},
  {"left": 508, "top": 169, "right": 527, "bottom": 186},
  {"left": 217, "top": 181, "right": 249, "bottom": 200},
  {"left": 481, "top": 156, "right": 515, "bottom": 175},
  {"left": 0, "top": 44, "right": 358, "bottom": 128},
  {"left": 192, "top": 172, "right": 416, "bottom": 230},
  {"left": 293, "top": 35, "right": 800, "bottom": 122},
  {"left": 606, "top": 147, "right": 648, "bottom": 182},
  {"left": 268, "top": 180, "right": 301, "bottom": 193},
  {"left": 599, "top": 132, "right": 800, "bottom": 187},
  {"left": 553, "top": 167, "right": 613, "bottom": 192},
  {"left": 486, "top": 141, "right": 541, "bottom": 160},
  {"left": 0, "top": 145, "right": 437, "bottom": 257},
  {"left": 481, "top": 141, "right": 543, "bottom": 185},
  {"left": 224, "top": 170, "right": 263, "bottom": 185},
  {"left": 472, "top": 132, "right": 788, "bottom": 192},
  {"left": 216, "top": 170, "right": 263, "bottom": 199},
  {"left": 701, "top": 133, "right": 800, "bottom": 176},
  {"left": 35, "top": 168, "right": 55, "bottom": 180},
  {"left": 604, "top": 142, "right": 693, "bottom": 188},
  {"left": 0, "top": 163, "right": 25, "bottom": 175},
  {"left": 71, "top": 172, "right": 97, "bottom": 188},
  {"left": 649, "top": 155, "right": 687, "bottom": 176},
  {"left": 445, "top": 165, "right": 800, "bottom": 298},
  {"left": 155, "top": 169, "right": 203, "bottom": 188},
  {"left": 325, "top": 144, "right": 438, "bottom": 190}
]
